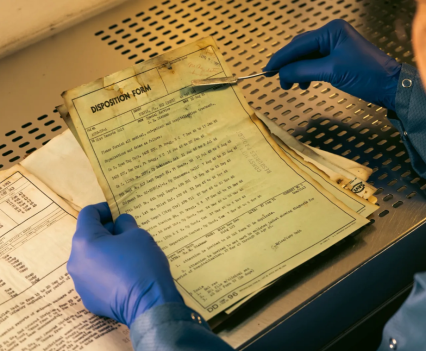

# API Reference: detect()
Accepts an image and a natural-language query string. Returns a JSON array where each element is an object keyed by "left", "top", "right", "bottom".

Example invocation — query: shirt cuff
[
  {"left": 387, "top": 63, "right": 426, "bottom": 178},
  {"left": 394, "top": 63, "right": 418, "bottom": 121},
  {"left": 130, "top": 302, "right": 210, "bottom": 347}
]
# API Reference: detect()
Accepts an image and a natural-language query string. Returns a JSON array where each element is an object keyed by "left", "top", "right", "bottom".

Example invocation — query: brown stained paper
[
  {"left": 256, "top": 112, "right": 378, "bottom": 203},
  {"left": 61, "top": 36, "right": 369, "bottom": 319},
  {"left": 255, "top": 113, "right": 378, "bottom": 217}
]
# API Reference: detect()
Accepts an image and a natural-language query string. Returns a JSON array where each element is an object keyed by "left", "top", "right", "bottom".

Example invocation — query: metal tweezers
[{"left": 191, "top": 71, "right": 278, "bottom": 86}]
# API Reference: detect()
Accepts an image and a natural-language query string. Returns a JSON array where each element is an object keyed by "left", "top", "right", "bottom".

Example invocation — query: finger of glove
[
  {"left": 114, "top": 213, "right": 139, "bottom": 235},
  {"left": 75, "top": 203, "right": 112, "bottom": 240},
  {"left": 104, "top": 221, "right": 114, "bottom": 234},
  {"left": 262, "top": 31, "right": 311, "bottom": 77},
  {"left": 290, "top": 31, "right": 311, "bottom": 42},
  {"left": 280, "top": 81, "right": 294, "bottom": 90},
  {"left": 278, "top": 57, "right": 332, "bottom": 85},
  {"left": 264, "top": 28, "right": 330, "bottom": 73},
  {"left": 299, "top": 82, "right": 311, "bottom": 90}
]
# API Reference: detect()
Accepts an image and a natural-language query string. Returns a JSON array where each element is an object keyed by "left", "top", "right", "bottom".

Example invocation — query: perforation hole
[
  {"left": 397, "top": 186, "right": 407, "bottom": 192},
  {"left": 374, "top": 188, "right": 384, "bottom": 195},
  {"left": 379, "top": 210, "right": 389, "bottom": 217},
  {"left": 383, "top": 194, "right": 393, "bottom": 202},
  {"left": 378, "top": 173, "right": 388, "bottom": 180},
  {"left": 393, "top": 201, "right": 403, "bottom": 208},
  {"left": 406, "top": 192, "right": 417, "bottom": 199},
  {"left": 388, "top": 179, "right": 397, "bottom": 186},
  {"left": 401, "top": 170, "right": 411, "bottom": 178}
]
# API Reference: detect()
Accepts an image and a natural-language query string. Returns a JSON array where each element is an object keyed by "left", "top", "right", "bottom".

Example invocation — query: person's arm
[
  {"left": 130, "top": 303, "right": 233, "bottom": 351},
  {"left": 377, "top": 272, "right": 426, "bottom": 351},
  {"left": 263, "top": 19, "right": 426, "bottom": 350},
  {"left": 263, "top": 19, "right": 426, "bottom": 178},
  {"left": 67, "top": 203, "right": 233, "bottom": 351}
]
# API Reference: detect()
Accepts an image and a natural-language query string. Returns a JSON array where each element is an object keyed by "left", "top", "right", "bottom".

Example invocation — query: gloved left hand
[{"left": 67, "top": 202, "right": 183, "bottom": 327}]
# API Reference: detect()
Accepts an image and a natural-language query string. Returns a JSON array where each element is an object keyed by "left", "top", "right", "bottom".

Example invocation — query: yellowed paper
[
  {"left": 304, "top": 144, "right": 372, "bottom": 181},
  {"left": 0, "top": 165, "right": 131, "bottom": 350},
  {"left": 57, "top": 104, "right": 84, "bottom": 149},
  {"left": 256, "top": 112, "right": 377, "bottom": 202},
  {"left": 21, "top": 129, "right": 106, "bottom": 211},
  {"left": 270, "top": 138, "right": 378, "bottom": 217},
  {"left": 225, "top": 281, "right": 275, "bottom": 314},
  {"left": 224, "top": 140, "right": 381, "bottom": 313},
  {"left": 19, "top": 128, "right": 377, "bottom": 317},
  {"left": 61, "top": 36, "right": 369, "bottom": 319}
]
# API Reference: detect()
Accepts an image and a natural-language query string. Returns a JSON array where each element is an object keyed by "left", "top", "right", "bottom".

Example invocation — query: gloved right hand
[
  {"left": 264, "top": 19, "right": 402, "bottom": 111},
  {"left": 67, "top": 203, "right": 183, "bottom": 327}
]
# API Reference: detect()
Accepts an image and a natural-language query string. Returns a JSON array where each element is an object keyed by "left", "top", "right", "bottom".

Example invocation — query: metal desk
[{"left": 1, "top": 0, "right": 424, "bottom": 349}]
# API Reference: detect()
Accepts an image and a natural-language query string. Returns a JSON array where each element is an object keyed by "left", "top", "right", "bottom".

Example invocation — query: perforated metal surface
[
  {"left": 0, "top": 111, "right": 65, "bottom": 169},
  {"left": 0, "top": 0, "right": 423, "bottom": 349}
]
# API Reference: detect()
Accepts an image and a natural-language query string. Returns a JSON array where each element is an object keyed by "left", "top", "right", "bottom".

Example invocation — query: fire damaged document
[{"left": 62, "top": 37, "right": 369, "bottom": 319}]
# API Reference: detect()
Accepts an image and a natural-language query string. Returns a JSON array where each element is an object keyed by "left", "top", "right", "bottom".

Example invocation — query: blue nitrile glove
[
  {"left": 67, "top": 202, "right": 183, "bottom": 327},
  {"left": 264, "top": 19, "right": 402, "bottom": 111}
]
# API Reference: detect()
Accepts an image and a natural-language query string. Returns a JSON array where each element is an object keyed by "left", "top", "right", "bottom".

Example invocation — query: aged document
[
  {"left": 21, "top": 129, "right": 106, "bottom": 211},
  {"left": 279, "top": 144, "right": 378, "bottom": 216},
  {"left": 0, "top": 165, "right": 131, "bottom": 351},
  {"left": 62, "top": 37, "right": 369, "bottom": 318},
  {"left": 255, "top": 118, "right": 378, "bottom": 217},
  {"left": 257, "top": 112, "right": 377, "bottom": 201}
]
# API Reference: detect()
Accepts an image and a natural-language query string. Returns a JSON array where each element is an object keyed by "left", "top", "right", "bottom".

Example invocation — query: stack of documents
[{"left": 0, "top": 37, "right": 378, "bottom": 350}]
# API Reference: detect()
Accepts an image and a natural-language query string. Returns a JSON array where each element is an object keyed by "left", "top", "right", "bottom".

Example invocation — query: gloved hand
[
  {"left": 67, "top": 203, "right": 183, "bottom": 327},
  {"left": 264, "top": 19, "right": 402, "bottom": 111}
]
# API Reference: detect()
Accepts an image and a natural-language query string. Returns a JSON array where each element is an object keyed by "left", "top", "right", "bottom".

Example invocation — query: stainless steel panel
[{"left": 0, "top": 0, "right": 422, "bottom": 349}]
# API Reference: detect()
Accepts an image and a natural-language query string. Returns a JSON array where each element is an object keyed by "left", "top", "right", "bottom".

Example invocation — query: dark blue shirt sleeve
[
  {"left": 377, "top": 273, "right": 426, "bottom": 351},
  {"left": 377, "top": 64, "right": 426, "bottom": 350},
  {"left": 387, "top": 63, "right": 426, "bottom": 178},
  {"left": 129, "top": 303, "right": 234, "bottom": 351}
]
